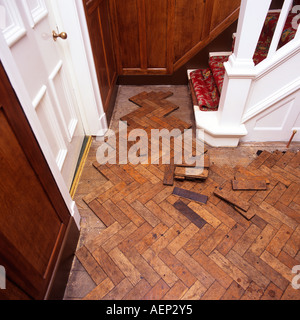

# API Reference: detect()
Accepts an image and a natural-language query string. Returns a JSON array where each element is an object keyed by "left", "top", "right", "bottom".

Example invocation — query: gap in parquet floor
[{"left": 64, "top": 85, "right": 300, "bottom": 301}]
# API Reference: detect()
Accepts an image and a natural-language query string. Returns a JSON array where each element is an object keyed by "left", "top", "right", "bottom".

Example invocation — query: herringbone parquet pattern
[{"left": 75, "top": 92, "right": 300, "bottom": 300}]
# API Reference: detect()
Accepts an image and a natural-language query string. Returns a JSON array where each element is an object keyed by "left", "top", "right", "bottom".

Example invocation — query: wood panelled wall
[
  {"left": 83, "top": 0, "right": 118, "bottom": 119},
  {"left": 109, "top": 0, "right": 240, "bottom": 75},
  {"left": 83, "top": 0, "right": 240, "bottom": 89}
]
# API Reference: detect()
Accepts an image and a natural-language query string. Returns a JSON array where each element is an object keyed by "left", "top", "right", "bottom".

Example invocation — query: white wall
[{"left": 241, "top": 37, "right": 300, "bottom": 142}]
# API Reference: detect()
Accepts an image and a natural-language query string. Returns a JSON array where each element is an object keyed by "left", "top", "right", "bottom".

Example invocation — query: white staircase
[{"left": 191, "top": 0, "right": 300, "bottom": 147}]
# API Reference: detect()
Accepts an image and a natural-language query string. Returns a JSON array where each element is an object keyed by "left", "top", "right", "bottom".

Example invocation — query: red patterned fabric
[
  {"left": 253, "top": 11, "right": 298, "bottom": 64},
  {"left": 190, "top": 69, "right": 219, "bottom": 111},
  {"left": 208, "top": 55, "right": 229, "bottom": 93}
]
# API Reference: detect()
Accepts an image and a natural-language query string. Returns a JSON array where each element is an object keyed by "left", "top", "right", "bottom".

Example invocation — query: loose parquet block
[
  {"left": 232, "top": 180, "right": 267, "bottom": 191},
  {"left": 173, "top": 187, "right": 208, "bottom": 204},
  {"left": 214, "top": 187, "right": 250, "bottom": 212},
  {"left": 163, "top": 164, "right": 175, "bottom": 186},
  {"left": 73, "top": 92, "right": 300, "bottom": 301},
  {"left": 174, "top": 167, "right": 209, "bottom": 180},
  {"left": 173, "top": 199, "right": 207, "bottom": 229}
]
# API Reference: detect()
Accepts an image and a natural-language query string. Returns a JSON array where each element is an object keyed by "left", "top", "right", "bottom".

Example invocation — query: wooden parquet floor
[{"left": 75, "top": 91, "right": 300, "bottom": 300}]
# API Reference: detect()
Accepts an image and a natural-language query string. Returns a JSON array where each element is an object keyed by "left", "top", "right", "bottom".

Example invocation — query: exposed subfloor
[{"left": 63, "top": 85, "right": 300, "bottom": 300}]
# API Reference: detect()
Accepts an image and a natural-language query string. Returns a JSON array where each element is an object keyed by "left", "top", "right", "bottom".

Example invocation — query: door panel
[
  {"left": 0, "top": 109, "right": 63, "bottom": 275},
  {"left": 0, "top": 61, "right": 70, "bottom": 300},
  {"left": 145, "top": 0, "right": 168, "bottom": 69},
  {"left": 0, "top": 0, "right": 85, "bottom": 189},
  {"left": 113, "top": 0, "right": 141, "bottom": 69}
]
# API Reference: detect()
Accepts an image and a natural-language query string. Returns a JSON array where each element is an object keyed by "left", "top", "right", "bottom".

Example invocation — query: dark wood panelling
[
  {"left": 113, "top": 0, "right": 141, "bottom": 69},
  {"left": 174, "top": 0, "right": 206, "bottom": 62},
  {"left": 210, "top": 0, "right": 241, "bottom": 33},
  {"left": 111, "top": 0, "right": 240, "bottom": 75},
  {"left": 145, "top": 0, "right": 168, "bottom": 69},
  {"left": 0, "top": 62, "right": 73, "bottom": 300},
  {"left": 83, "top": 0, "right": 118, "bottom": 113}
]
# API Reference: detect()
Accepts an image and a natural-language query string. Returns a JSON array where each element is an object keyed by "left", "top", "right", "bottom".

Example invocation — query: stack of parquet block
[{"left": 75, "top": 91, "right": 300, "bottom": 300}]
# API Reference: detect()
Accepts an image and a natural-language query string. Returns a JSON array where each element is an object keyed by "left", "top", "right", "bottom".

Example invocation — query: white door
[{"left": 0, "top": 0, "right": 85, "bottom": 190}]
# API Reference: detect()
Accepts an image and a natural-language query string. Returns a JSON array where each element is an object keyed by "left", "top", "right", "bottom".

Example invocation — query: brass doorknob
[{"left": 52, "top": 30, "right": 68, "bottom": 41}]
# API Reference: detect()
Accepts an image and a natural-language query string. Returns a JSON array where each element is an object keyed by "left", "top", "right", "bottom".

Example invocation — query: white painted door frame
[
  {"left": 0, "top": 0, "right": 108, "bottom": 228},
  {"left": 50, "top": 0, "right": 108, "bottom": 136}
]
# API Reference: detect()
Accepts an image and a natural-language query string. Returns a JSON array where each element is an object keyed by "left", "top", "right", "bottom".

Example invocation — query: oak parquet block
[
  {"left": 192, "top": 249, "right": 233, "bottom": 289},
  {"left": 244, "top": 251, "right": 289, "bottom": 291},
  {"left": 142, "top": 248, "right": 179, "bottom": 287},
  {"left": 226, "top": 250, "right": 270, "bottom": 290},
  {"left": 181, "top": 280, "right": 207, "bottom": 300},
  {"left": 279, "top": 182, "right": 300, "bottom": 206},
  {"left": 135, "top": 222, "right": 169, "bottom": 254},
  {"left": 159, "top": 200, "right": 190, "bottom": 228},
  {"left": 261, "top": 282, "right": 283, "bottom": 300},
  {"left": 200, "top": 224, "right": 230, "bottom": 255},
  {"left": 209, "top": 250, "right": 250, "bottom": 290},
  {"left": 163, "top": 164, "right": 175, "bottom": 186},
  {"left": 162, "top": 280, "right": 188, "bottom": 300},
  {"left": 248, "top": 224, "right": 277, "bottom": 256},
  {"left": 115, "top": 199, "right": 145, "bottom": 227},
  {"left": 101, "top": 222, "right": 138, "bottom": 253},
  {"left": 86, "top": 222, "right": 122, "bottom": 252},
  {"left": 265, "top": 224, "right": 293, "bottom": 257},
  {"left": 176, "top": 249, "right": 215, "bottom": 288},
  {"left": 88, "top": 199, "right": 116, "bottom": 227},
  {"left": 247, "top": 150, "right": 272, "bottom": 169},
  {"left": 216, "top": 223, "right": 246, "bottom": 256},
  {"left": 102, "top": 199, "right": 131, "bottom": 227},
  {"left": 189, "top": 202, "right": 222, "bottom": 228},
  {"left": 92, "top": 247, "right": 125, "bottom": 286},
  {"left": 123, "top": 279, "right": 152, "bottom": 300},
  {"left": 145, "top": 200, "right": 176, "bottom": 227},
  {"left": 75, "top": 246, "right": 107, "bottom": 285},
  {"left": 278, "top": 250, "right": 300, "bottom": 269},
  {"left": 109, "top": 247, "right": 141, "bottom": 286},
  {"left": 142, "top": 279, "right": 170, "bottom": 300},
  {"left": 240, "top": 281, "right": 264, "bottom": 300},
  {"left": 201, "top": 281, "right": 226, "bottom": 300},
  {"left": 102, "top": 278, "right": 133, "bottom": 300},
  {"left": 221, "top": 281, "right": 245, "bottom": 300},
  {"left": 183, "top": 224, "right": 215, "bottom": 255},
  {"left": 283, "top": 226, "right": 300, "bottom": 258},
  {"left": 118, "top": 222, "right": 153, "bottom": 253},
  {"left": 121, "top": 247, "right": 160, "bottom": 286},
  {"left": 83, "top": 278, "right": 115, "bottom": 300},
  {"left": 265, "top": 182, "right": 287, "bottom": 206},
  {"left": 159, "top": 248, "right": 197, "bottom": 287},
  {"left": 167, "top": 223, "right": 199, "bottom": 255},
  {"left": 289, "top": 151, "right": 300, "bottom": 168},
  {"left": 130, "top": 200, "right": 160, "bottom": 227},
  {"left": 174, "top": 167, "right": 209, "bottom": 180},
  {"left": 150, "top": 223, "right": 184, "bottom": 254},
  {"left": 232, "top": 224, "right": 261, "bottom": 256},
  {"left": 260, "top": 250, "right": 293, "bottom": 282},
  {"left": 232, "top": 180, "right": 267, "bottom": 191},
  {"left": 234, "top": 165, "right": 270, "bottom": 184}
]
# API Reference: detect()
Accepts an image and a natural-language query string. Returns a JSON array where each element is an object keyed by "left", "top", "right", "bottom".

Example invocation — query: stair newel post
[{"left": 217, "top": 0, "right": 272, "bottom": 130}]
